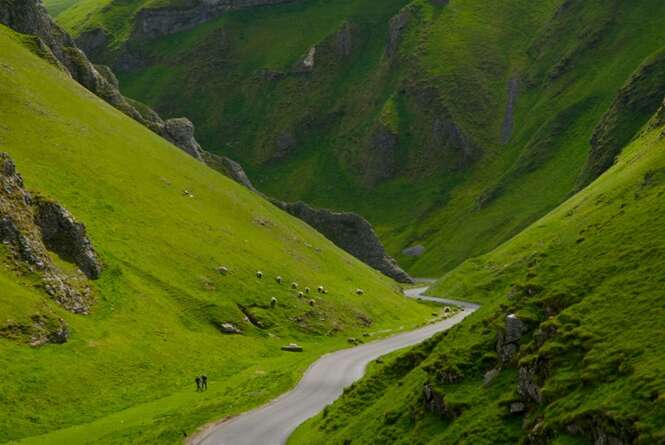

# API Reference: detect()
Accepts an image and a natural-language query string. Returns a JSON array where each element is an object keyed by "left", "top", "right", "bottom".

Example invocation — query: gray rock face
[
  {"left": 0, "top": 0, "right": 207, "bottom": 162},
  {"left": 132, "top": 0, "right": 297, "bottom": 41},
  {"left": 75, "top": 28, "right": 108, "bottom": 58},
  {"left": 270, "top": 200, "right": 414, "bottom": 283},
  {"left": 274, "top": 132, "right": 297, "bottom": 160},
  {"left": 336, "top": 23, "right": 353, "bottom": 58},
  {"left": 1, "top": 153, "right": 97, "bottom": 313},
  {"left": 402, "top": 244, "right": 426, "bottom": 257},
  {"left": 34, "top": 199, "right": 103, "bottom": 280},
  {"left": 517, "top": 362, "right": 542, "bottom": 404},
  {"left": 497, "top": 313, "right": 527, "bottom": 363},
  {"left": 364, "top": 125, "right": 399, "bottom": 187},
  {"left": 164, "top": 118, "right": 205, "bottom": 161},
  {"left": 386, "top": 9, "right": 410, "bottom": 59},
  {"left": 423, "top": 384, "right": 466, "bottom": 419},
  {"left": 501, "top": 77, "right": 520, "bottom": 144}
]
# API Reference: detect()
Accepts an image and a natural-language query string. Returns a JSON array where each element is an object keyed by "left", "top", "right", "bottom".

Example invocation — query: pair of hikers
[{"left": 195, "top": 375, "right": 208, "bottom": 392}]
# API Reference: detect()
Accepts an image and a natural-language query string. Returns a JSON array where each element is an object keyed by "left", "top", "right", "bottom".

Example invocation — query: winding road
[{"left": 190, "top": 287, "right": 479, "bottom": 445}]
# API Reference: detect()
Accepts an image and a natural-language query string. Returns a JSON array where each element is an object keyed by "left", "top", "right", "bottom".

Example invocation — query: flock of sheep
[{"left": 216, "top": 267, "right": 365, "bottom": 310}]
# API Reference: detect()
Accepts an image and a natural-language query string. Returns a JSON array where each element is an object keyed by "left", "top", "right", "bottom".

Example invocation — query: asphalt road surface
[{"left": 191, "top": 287, "right": 479, "bottom": 445}]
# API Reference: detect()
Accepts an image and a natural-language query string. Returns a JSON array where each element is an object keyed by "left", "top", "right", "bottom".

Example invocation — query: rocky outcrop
[
  {"left": 34, "top": 199, "right": 103, "bottom": 280},
  {"left": 164, "top": 118, "right": 206, "bottom": 161},
  {"left": 1, "top": 153, "right": 99, "bottom": 314},
  {"left": 364, "top": 125, "right": 399, "bottom": 187},
  {"left": 386, "top": 9, "right": 410, "bottom": 59},
  {"left": 335, "top": 23, "right": 354, "bottom": 59},
  {"left": 423, "top": 384, "right": 467, "bottom": 419},
  {"left": 0, "top": 0, "right": 207, "bottom": 162},
  {"left": 270, "top": 200, "right": 414, "bottom": 283},
  {"left": 202, "top": 152, "right": 257, "bottom": 191},
  {"left": 501, "top": 77, "right": 520, "bottom": 144},
  {"left": 577, "top": 48, "right": 665, "bottom": 188},
  {"left": 131, "top": 0, "right": 297, "bottom": 42},
  {"left": 497, "top": 313, "right": 527, "bottom": 364},
  {"left": 0, "top": 314, "right": 70, "bottom": 347}
]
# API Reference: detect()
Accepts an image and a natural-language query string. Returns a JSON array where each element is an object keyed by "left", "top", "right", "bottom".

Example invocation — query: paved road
[{"left": 191, "top": 287, "right": 479, "bottom": 445}]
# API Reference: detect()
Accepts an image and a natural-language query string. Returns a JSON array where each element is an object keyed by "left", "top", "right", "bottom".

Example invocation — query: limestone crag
[
  {"left": 270, "top": 200, "right": 414, "bottom": 283},
  {"left": 0, "top": 153, "right": 101, "bottom": 314},
  {"left": 132, "top": 0, "right": 297, "bottom": 41}
]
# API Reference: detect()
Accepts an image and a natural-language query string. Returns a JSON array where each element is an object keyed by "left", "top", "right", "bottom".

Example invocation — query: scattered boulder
[
  {"left": 281, "top": 343, "right": 303, "bottom": 352},
  {"left": 509, "top": 401, "right": 526, "bottom": 415},
  {"left": 483, "top": 368, "right": 500, "bottom": 386},
  {"left": 293, "top": 47, "right": 316, "bottom": 73},
  {"left": 402, "top": 244, "right": 426, "bottom": 257},
  {"left": 217, "top": 322, "right": 241, "bottom": 335},
  {"left": 364, "top": 125, "right": 399, "bottom": 187}
]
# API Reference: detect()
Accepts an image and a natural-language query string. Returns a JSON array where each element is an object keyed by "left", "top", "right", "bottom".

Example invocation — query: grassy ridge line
[
  {"left": 0, "top": 25, "right": 431, "bottom": 444},
  {"left": 290, "top": 116, "right": 665, "bottom": 443}
]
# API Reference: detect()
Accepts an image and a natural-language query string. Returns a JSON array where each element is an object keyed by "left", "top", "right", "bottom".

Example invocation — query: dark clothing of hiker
[
  {"left": 195, "top": 376, "right": 202, "bottom": 392},
  {"left": 201, "top": 375, "right": 208, "bottom": 391}
]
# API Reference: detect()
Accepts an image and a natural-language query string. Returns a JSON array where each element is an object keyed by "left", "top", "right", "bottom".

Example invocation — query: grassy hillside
[
  {"left": 48, "top": 0, "right": 665, "bottom": 278},
  {"left": 0, "top": 25, "right": 432, "bottom": 444},
  {"left": 289, "top": 112, "right": 665, "bottom": 443}
]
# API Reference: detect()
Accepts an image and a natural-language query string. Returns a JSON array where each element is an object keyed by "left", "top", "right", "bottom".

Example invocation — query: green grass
[
  {"left": 55, "top": 0, "right": 665, "bottom": 279},
  {"left": 0, "top": 25, "right": 433, "bottom": 444},
  {"left": 289, "top": 115, "right": 665, "bottom": 443}
]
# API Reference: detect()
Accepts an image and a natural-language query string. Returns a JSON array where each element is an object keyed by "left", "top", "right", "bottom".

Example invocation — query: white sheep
[
  {"left": 317, "top": 286, "right": 324, "bottom": 293},
  {"left": 217, "top": 266, "right": 229, "bottom": 275},
  {"left": 308, "top": 299, "right": 316, "bottom": 307},
  {"left": 276, "top": 276, "right": 283, "bottom": 284},
  {"left": 291, "top": 282, "right": 299, "bottom": 289},
  {"left": 355, "top": 289, "right": 365, "bottom": 296},
  {"left": 305, "top": 287, "right": 310, "bottom": 294},
  {"left": 298, "top": 291, "right": 304, "bottom": 298},
  {"left": 256, "top": 271, "right": 263, "bottom": 279},
  {"left": 270, "top": 297, "right": 278, "bottom": 308}
]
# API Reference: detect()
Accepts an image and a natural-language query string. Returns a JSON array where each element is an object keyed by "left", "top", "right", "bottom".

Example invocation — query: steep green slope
[
  {"left": 0, "top": 25, "right": 432, "bottom": 444},
  {"left": 290, "top": 110, "right": 665, "bottom": 444},
  {"left": 49, "top": 0, "right": 665, "bottom": 278}
]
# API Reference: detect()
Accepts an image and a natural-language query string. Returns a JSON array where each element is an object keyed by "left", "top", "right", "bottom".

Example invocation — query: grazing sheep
[
  {"left": 291, "top": 282, "right": 299, "bottom": 289},
  {"left": 275, "top": 276, "right": 282, "bottom": 284},
  {"left": 305, "top": 287, "right": 310, "bottom": 294},
  {"left": 298, "top": 291, "right": 304, "bottom": 298},
  {"left": 322, "top": 289, "right": 328, "bottom": 295},
  {"left": 256, "top": 271, "right": 263, "bottom": 279},
  {"left": 355, "top": 289, "right": 365, "bottom": 296},
  {"left": 317, "top": 286, "right": 324, "bottom": 293},
  {"left": 270, "top": 297, "right": 278, "bottom": 308},
  {"left": 308, "top": 299, "right": 316, "bottom": 307},
  {"left": 443, "top": 306, "right": 451, "bottom": 313},
  {"left": 217, "top": 266, "right": 229, "bottom": 275}
]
